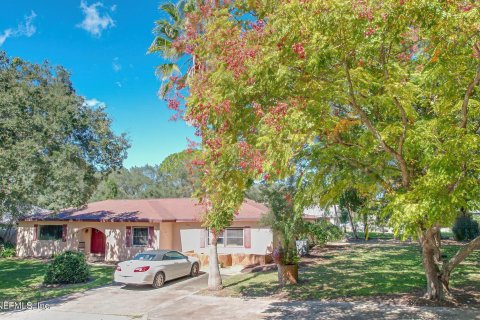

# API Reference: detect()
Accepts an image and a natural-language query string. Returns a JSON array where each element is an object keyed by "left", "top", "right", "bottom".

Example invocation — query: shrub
[
  {"left": 0, "top": 243, "right": 16, "bottom": 258},
  {"left": 44, "top": 251, "right": 90, "bottom": 284},
  {"left": 452, "top": 215, "right": 480, "bottom": 242},
  {"left": 306, "top": 220, "right": 344, "bottom": 246}
]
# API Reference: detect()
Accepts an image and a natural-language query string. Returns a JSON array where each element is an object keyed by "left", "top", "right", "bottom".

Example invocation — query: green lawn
[
  {"left": 0, "top": 258, "right": 114, "bottom": 303},
  {"left": 346, "top": 231, "right": 395, "bottom": 240},
  {"left": 221, "top": 244, "right": 480, "bottom": 300}
]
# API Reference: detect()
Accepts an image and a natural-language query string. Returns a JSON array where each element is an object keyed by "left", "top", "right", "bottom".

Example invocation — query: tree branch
[
  {"left": 442, "top": 234, "right": 480, "bottom": 275},
  {"left": 344, "top": 61, "right": 410, "bottom": 188},
  {"left": 393, "top": 97, "right": 408, "bottom": 156},
  {"left": 460, "top": 66, "right": 480, "bottom": 129}
]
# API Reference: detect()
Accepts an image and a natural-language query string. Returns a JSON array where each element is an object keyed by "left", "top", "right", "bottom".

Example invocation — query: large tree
[
  {"left": 150, "top": 0, "right": 239, "bottom": 290},
  {"left": 181, "top": 0, "right": 480, "bottom": 300},
  {"left": 0, "top": 52, "right": 129, "bottom": 218},
  {"left": 90, "top": 150, "right": 201, "bottom": 201}
]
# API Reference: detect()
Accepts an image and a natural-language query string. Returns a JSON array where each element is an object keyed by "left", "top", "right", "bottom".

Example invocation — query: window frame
[
  {"left": 225, "top": 228, "right": 244, "bottom": 247},
  {"left": 38, "top": 225, "right": 63, "bottom": 241},
  {"left": 132, "top": 227, "right": 149, "bottom": 247}
]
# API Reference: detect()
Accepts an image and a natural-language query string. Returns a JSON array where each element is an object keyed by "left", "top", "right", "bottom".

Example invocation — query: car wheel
[
  {"left": 190, "top": 263, "right": 199, "bottom": 277},
  {"left": 152, "top": 272, "right": 165, "bottom": 288}
]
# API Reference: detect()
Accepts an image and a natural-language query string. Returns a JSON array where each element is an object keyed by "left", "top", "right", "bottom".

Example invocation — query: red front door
[{"left": 91, "top": 229, "right": 105, "bottom": 254}]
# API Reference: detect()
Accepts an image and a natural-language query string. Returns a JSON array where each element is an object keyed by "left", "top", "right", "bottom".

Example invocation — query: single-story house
[{"left": 16, "top": 198, "right": 285, "bottom": 265}]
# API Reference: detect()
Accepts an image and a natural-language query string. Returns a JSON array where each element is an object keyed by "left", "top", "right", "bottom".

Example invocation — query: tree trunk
[
  {"left": 419, "top": 228, "right": 480, "bottom": 300},
  {"left": 420, "top": 229, "right": 447, "bottom": 300},
  {"left": 347, "top": 206, "right": 358, "bottom": 239},
  {"left": 333, "top": 205, "right": 340, "bottom": 227},
  {"left": 363, "top": 214, "right": 369, "bottom": 241},
  {"left": 277, "top": 264, "right": 298, "bottom": 286},
  {"left": 208, "top": 235, "right": 222, "bottom": 291}
]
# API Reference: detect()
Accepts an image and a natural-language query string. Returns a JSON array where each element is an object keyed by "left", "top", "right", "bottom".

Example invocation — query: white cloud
[
  {"left": 0, "top": 29, "right": 13, "bottom": 47},
  {"left": 112, "top": 57, "right": 121, "bottom": 72},
  {"left": 83, "top": 98, "right": 106, "bottom": 108},
  {"left": 0, "top": 11, "right": 37, "bottom": 47},
  {"left": 115, "top": 81, "right": 122, "bottom": 88},
  {"left": 110, "top": 4, "right": 117, "bottom": 12},
  {"left": 18, "top": 11, "right": 37, "bottom": 37},
  {"left": 77, "top": 1, "right": 115, "bottom": 37}
]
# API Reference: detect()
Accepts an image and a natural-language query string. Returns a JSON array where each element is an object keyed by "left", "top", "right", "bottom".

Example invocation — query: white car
[{"left": 114, "top": 250, "right": 200, "bottom": 288}]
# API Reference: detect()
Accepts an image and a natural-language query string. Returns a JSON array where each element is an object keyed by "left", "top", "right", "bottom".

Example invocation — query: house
[{"left": 16, "top": 198, "right": 277, "bottom": 265}]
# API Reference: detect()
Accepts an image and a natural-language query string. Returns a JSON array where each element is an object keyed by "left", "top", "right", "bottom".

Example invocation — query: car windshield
[{"left": 133, "top": 253, "right": 156, "bottom": 261}]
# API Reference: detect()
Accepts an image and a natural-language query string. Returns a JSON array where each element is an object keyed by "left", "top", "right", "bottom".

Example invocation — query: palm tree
[{"left": 148, "top": 0, "right": 195, "bottom": 98}]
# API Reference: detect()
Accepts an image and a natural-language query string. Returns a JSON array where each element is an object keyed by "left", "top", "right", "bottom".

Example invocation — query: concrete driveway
[
  {"left": 2, "top": 274, "right": 480, "bottom": 320},
  {"left": 1, "top": 274, "right": 271, "bottom": 320}
]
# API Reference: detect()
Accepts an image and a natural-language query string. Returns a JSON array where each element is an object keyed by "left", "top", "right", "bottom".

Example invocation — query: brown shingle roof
[{"left": 22, "top": 198, "right": 270, "bottom": 223}]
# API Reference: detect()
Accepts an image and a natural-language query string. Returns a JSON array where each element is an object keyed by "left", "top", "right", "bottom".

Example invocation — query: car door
[
  {"left": 161, "top": 253, "right": 180, "bottom": 280},
  {"left": 174, "top": 252, "right": 192, "bottom": 276},
  {"left": 164, "top": 251, "right": 191, "bottom": 278}
]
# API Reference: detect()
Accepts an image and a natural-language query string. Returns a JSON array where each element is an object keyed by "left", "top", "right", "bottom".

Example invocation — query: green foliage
[
  {"left": 304, "top": 220, "right": 344, "bottom": 246},
  {"left": 0, "top": 52, "right": 129, "bottom": 218},
  {"left": 339, "top": 189, "right": 365, "bottom": 214},
  {"left": 148, "top": 0, "right": 196, "bottom": 97},
  {"left": 0, "top": 243, "right": 15, "bottom": 258},
  {"left": 185, "top": 0, "right": 480, "bottom": 246},
  {"left": 157, "top": 149, "right": 202, "bottom": 197},
  {"left": 452, "top": 214, "right": 480, "bottom": 242},
  {"left": 91, "top": 150, "right": 201, "bottom": 201},
  {"left": 260, "top": 180, "right": 305, "bottom": 265},
  {"left": 44, "top": 251, "right": 90, "bottom": 284}
]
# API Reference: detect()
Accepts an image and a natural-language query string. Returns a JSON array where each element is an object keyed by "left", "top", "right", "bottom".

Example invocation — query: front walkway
[{"left": 2, "top": 274, "right": 479, "bottom": 319}]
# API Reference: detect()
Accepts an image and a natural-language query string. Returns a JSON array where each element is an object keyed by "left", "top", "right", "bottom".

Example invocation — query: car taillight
[{"left": 134, "top": 266, "right": 150, "bottom": 272}]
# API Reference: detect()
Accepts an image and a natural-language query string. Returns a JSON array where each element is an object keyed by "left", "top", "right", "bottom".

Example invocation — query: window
[
  {"left": 132, "top": 227, "right": 148, "bottom": 246},
  {"left": 216, "top": 230, "right": 225, "bottom": 245},
  {"left": 134, "top": 253, "right": 157, "bottom": 261},
  {"left": 225, "top": 228, "right": 244, "bottom": 247},
  {"left": 163, "top": 251, "right": 186, "bottom": 260},
  {"left": 206, "top": 229, "right": 224, "bottom": 245},
  {"left": 38, "top": 225, "right": 63, "bottom": 240},
  {"left": 207, "top": 228, "right": 244, "bottom": 247}
]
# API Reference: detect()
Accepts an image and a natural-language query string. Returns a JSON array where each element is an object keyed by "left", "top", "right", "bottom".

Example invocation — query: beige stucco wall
[
  {"left": 17, "top": 220, "right": 274, "bottom": 262},
  {"left": 17, "top": 221, "right": 160, "bottom": 262},
  {"left": 159, "top": 222, "right": 174, "bottom": 250}
]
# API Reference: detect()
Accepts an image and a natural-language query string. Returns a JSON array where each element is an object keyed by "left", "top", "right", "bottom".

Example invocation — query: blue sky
[{"left": 0, "top": 1, "right": 196, "bottom": 168}]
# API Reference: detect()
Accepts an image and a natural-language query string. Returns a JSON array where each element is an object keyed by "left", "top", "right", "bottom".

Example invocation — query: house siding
[
  {"left": 16, "top": 220, "right": 273, "bottom": 264},
  {"left": 16, "top": 221, "right": 160, "bottom": 261},
  {"left": 173, "top": 221, "right": 274, "bottom": 255}
]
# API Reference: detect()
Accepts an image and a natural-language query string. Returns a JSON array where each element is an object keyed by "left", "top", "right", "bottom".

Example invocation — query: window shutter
[
  {"left": 244, "top": 227, "right": 251, "bottom": 248},
  {"left": 148, "top": 226, "right": 154, "bottom": 247},
  {"left": 62, "top": 224, "right": 67, "bottom": 242},
  {"left": 200, "top": 229, "right": 206, "bottom": 248},
  {"left": 126, "top": 226, "right": 131, "bottom": 247},
  {"left": 33, "top": 224, "right": 38, "bottom": 241}
]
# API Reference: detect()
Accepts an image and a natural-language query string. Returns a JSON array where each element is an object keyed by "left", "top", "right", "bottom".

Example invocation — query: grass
[
  {"left": 346, "top": 231, "right": 395, "bottom": 240},
  {"left": 221, "top": 244, "right": 480, "bottom": 300},
  {"left": 0, "top": 258, "right": 114, "bottom": 303}
]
